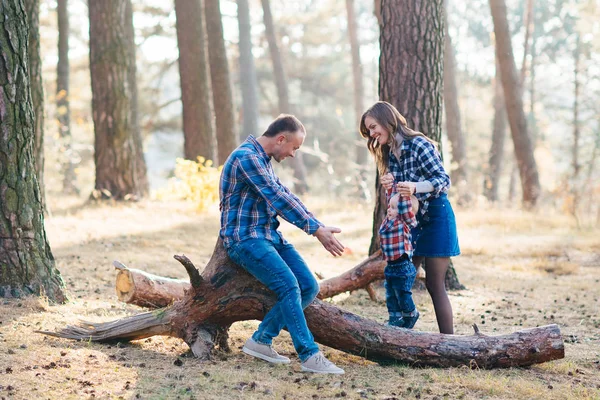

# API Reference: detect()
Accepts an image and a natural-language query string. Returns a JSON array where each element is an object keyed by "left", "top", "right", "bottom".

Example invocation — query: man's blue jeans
[{"left": 226, "top": 237, "right": 320, "bottom": 361}]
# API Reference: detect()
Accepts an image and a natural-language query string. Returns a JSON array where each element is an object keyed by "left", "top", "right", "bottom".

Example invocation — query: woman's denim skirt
[{"left": 411, "top": 193, "right": 460, "bottom": 257}]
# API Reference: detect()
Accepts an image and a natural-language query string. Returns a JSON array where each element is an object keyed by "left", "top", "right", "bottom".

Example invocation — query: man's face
[{"left": 273, "top": 130, "right": 305, "bottom": 163}]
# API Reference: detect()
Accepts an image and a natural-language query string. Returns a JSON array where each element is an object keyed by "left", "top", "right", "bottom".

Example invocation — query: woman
[{"left": 360, "top": 101, "right": 460, "bottom": 334}]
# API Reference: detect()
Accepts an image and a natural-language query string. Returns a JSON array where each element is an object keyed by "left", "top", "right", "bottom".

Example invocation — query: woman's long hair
[{"left": 359, "top": 101, "right": 436, "bottom": 175}]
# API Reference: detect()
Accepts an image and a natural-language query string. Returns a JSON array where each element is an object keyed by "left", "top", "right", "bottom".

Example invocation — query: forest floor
[{"left": 1, "top": 194, "right": 600, "bottom": 400}]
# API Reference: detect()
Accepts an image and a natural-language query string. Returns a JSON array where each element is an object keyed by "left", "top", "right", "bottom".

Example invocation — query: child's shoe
[
  {"left": 402, "top": 309, "right": 420, "bottom": 329},
  {"left": 386, "top": 316, "right": 404, "bottom": 328}
]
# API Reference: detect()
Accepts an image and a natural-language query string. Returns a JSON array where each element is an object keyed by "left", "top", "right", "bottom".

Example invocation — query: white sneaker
[
  {"left": 301, "top": 352, "right": 345, "bottom": 374},
  {"left": 242, "top": 338, "right": 291, "bottom": 364}
]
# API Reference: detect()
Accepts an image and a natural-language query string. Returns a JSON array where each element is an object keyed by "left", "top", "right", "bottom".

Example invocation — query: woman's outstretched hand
[{"left": 314, "top": 226, "right": 345, "bottom": 257}]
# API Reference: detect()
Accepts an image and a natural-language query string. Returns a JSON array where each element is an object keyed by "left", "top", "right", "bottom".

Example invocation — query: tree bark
[
  {"left": 345, "top": 0, "right": 369, "bottom": 169},
  {"left": 113, "top": 250, "right": 387, "bottom": 308},
  {"left": 484, "top": 58, "right": 507, "bottom": 202},
  {"left": 237, "top": 0, "right": 260, "bottom": 141},
  {"left": 23, "top": 0, "right": 45, "bottom": 209},
  {"left": 261, "top": 0, "right": 309, "bottom": 195},
  {"left": 443, "top": 4, "right": 469, "bottom": 205},
  {"left": 205, "top": 0, "right": 237, "bottom": 165},
  {"left": 489, "top": 0, "right": 540, "bottom": 208},
  {"left": 378, "top": 0, "right": 462, "bottom": 288},
  {"left": 174, "top": 0, "right": 215, "bottom": 162},
  {"left": 89, "top": 0, "right": 149, "bottom": 200},
  {"left": 0, "top": 0, "right": 67, "bottom": 303},
  {"left": 43, "top": 240, "right": 564, "bottom": 368},
  {"left": 56, "top": 0, "right": 78, "bottom": 195}
]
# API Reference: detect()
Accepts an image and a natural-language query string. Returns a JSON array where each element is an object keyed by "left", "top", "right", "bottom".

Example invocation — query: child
[{"left": 379, "top": 182, "right": 420, "bottom": 329}]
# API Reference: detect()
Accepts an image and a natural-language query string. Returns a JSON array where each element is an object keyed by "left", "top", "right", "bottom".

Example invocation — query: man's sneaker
[
  {"left": 301, "top": 352, "right": 345, "bottom": 374},
  {"left": 402, "top": 310, "right": 420, "bottom": 329},
  {"left": 242, "top": 338, "right": 290, "bottom": 364},
  {"left": 386, "top": 316, "right": 404, "bottom": 328}
]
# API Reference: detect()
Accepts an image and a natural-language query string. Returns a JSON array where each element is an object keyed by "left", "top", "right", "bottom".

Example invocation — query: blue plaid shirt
[
  {"left": 389, "top": 136, "right": 450, "bottom": 215},
  {"left": 219, "top": 135, "right": 323, "bottom": 247}
]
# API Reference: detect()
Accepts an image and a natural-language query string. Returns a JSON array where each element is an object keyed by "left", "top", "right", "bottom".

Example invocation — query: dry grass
[{"left": 1, "top": 195, "right": 600, "bottom": 400}]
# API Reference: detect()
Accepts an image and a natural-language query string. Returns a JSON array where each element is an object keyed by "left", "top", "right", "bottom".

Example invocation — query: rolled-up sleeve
[{"left": 415, "top": 141, "right": 450, "bottom": 196}]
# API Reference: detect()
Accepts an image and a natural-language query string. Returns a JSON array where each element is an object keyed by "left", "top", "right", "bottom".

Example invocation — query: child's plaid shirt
[{"left": 379, "top": 184, "right": 418, "bottom": 261}]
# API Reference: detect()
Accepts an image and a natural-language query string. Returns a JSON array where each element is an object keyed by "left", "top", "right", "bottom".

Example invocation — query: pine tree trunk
[
  {"left": 378, "top": 0, "right": 461, "bottom": 289},
  {"left": 89, "top": 0, "right": 148, "bottom": 200},
  {"left": 0, "top": 0, "right": 67, "bottom": 303},
  {"left": 489, "top": 0, "right": 540, "bottom": 208},
  {"left": 346, "top": 0, "right": 368, "bottom": 168},
  {"left": 56, "top": 0, "right": 78, "bottom": 195},
  {"left": 261, "top": 0, "right": 309, "bottom": 194},
  {"left": 23, "top": 0, "right": 45, "bottom": 209},
  {"left": 237, "top": 0, "right": 260, "bottom": 141},
  {"left": 443, "top": 5, "right": 469, "bottom": 205},
  {"left": 205, "top": 0, "right": 237, "bottom": 165},
  {"left": 484, "top": 59, "right": 506, "bottom": 202},
  {"left": 175, "top": 0, "right": 215, "bottom": 162}
]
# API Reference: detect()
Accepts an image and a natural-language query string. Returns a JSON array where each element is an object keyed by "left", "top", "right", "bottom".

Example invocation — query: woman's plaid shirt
[
  {"left": 219, "top": 136, "right": 323, "bottom": 248},
  {"left": 379, "top": 185, "right": 418, "bottom": 261},
  {"left": 389, "top": 135, "right": 450, "bottom": 216}
]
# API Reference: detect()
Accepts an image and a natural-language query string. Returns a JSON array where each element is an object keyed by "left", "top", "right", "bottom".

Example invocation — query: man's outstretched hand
[{"left": 314, "top": 226, "right": 345, "bottom": 257}]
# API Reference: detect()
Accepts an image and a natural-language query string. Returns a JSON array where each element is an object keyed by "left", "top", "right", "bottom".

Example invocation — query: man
[{"left": 219, "top": 114, "right": 345, "bottom": 374}]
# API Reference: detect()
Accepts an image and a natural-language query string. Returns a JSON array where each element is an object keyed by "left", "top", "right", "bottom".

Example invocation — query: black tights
[{"left": 413, "top": 256, "right": 454, "bottom": 334}]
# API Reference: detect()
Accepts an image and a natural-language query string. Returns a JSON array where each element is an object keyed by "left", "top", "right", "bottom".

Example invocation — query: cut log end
[{"left": 115, "top": 269, "right": 135, "bottom": 303}]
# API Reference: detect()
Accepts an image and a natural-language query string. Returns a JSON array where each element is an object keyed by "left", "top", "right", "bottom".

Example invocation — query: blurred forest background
[{"left": 30, "top": 0, "right": 599, "bottom": 217}]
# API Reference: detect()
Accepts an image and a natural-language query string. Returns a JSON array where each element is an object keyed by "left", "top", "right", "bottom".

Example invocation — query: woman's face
[{"left": 364, "top": 116, "right": 390, "bottom": 145}]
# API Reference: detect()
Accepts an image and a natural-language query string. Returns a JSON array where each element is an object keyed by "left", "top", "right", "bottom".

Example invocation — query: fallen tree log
[
  {"left": 40, "top": 239, "right": 565, "bottom": 368},
  {"left": 114, "top": 250, "right": 387, "bottom": 308}
]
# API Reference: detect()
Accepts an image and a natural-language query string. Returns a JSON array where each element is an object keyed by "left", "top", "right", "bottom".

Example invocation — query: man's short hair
[{"left": 262, "top": 114, "right": 305, "bottom": 137}]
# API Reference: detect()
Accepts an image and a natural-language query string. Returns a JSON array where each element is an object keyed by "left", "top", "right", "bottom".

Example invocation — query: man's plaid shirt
[
  {"left": 389, "top": 135, "right": 450, "bottom": 216},
  {"left": 379, "top": 184, "right": 418, "bottom": 261},
  {"left": 219, "top": 135, "right": 323, "bottom": 247}
]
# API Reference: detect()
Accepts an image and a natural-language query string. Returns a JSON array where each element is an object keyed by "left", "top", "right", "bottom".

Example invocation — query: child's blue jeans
[{"left": 384, "top": 256, "right": 417, "bottom": 316}]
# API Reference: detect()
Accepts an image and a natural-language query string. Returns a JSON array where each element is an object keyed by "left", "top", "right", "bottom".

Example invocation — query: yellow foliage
[{"left": 155, "top": 157, "right": 222, "bottom": 212}]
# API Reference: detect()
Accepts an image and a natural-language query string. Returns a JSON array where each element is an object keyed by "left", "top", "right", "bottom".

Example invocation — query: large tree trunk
[
  {"left": 489, "top": 0, "right": 540, "bottom": 208},
  {"left": 378, "top": 0, "right": 462, "bottom": 289},
  {"left": 0, "top": 0, "right": 67, "bottom": 303},
  {"left": 443, "top": 4, "right": 469, "bottom": 205},
  {"left": 24, "top": 0, "right": 46, "bottom": 209},
  {"left": 237, "top": 0, "right": 260, "bottom": 141},
  {"left": 205, "top": 0, "right": 237, "bottom": 165},
  {"left": 175, "top": 0, "right": 215, "bottom": 162},
  {"left": 261, "top": 0, "right": 309, "bottom": 195},
  {"left": 43, "top": 240, "right": 564, "bottom": 368},
  {"left": 56, "top": 0, "right": 78, "bottom": 195},
  {"left": 484, "top": 59, "right": 507, "bottom": 202},
  {"left": 89, "top": 0, "right": 148, "bottom": 200}
]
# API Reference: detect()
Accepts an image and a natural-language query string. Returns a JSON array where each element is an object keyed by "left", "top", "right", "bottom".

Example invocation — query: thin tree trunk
[
  {"left": 0, "top": 0, "right": 67, "bottom": 303},
  {"left": 346, "top": 0, "right": 368, "bottom": 168},
  {"left": 489, "top": 0, "right": 540, "bottom": 208},
  {"left": 443, "top": 4, "right": 468, "bottom": 205},
  {"left": 570, "top": 33, "right": 581, "bottom": 224},
  {"left": 261, "top": 0, "right": 309, "bottom": 194},
  {"left": 56, "top": 0, "right": 78, "bottom": 195},
  {"left": 237, "top": 0, "right": 260, "bottom": 141},
  {"left": 175, "top": 0, "right": 215, "bottom": 162},
  {"left": 23, "top": 0, "right": 45, "bottom": 209},
  {"left": 205, "top": 0, "right": 237, "bottom": 165},
  {"left": 484, "top": 59, "right": 507, "bottom": 202}
]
